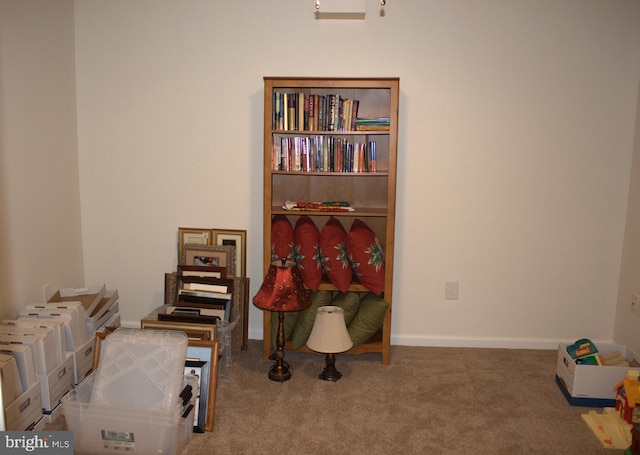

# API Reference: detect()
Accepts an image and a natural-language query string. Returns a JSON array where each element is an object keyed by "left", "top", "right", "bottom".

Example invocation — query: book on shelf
[
  {"left": 355, "top": 117, "right": 390, "bottom": 131},
  {"left": 272, "top": 91, "right": 360, "bottom": 132},
  {"left": 282, "top": 200, "right": 355, "bottom": 212},
  {"left": 272, "top": 134, "right": 377, "bottom": 173}
]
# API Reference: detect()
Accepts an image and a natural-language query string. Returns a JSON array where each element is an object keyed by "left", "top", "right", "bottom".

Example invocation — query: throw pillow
[
  {"left": 348, "top": 293, "right": 389, "bottom": 347},
  {"left": 293, "top": 215, "right": 322, "bottom": 292},
  {"left": 290, "top": 290, "right": 332, "bottom": 349},
  {"left": 271, "top": 214, "right": 294, "bottom": 262},
  {"left": 330, "top": 292, "right": 361, "bottom": 325},
  {"left": 345, "top": 218, "right": 385, "bottom": 295},
  {"left": 319, "top": 216, "right": 352, "bottom": 293}
]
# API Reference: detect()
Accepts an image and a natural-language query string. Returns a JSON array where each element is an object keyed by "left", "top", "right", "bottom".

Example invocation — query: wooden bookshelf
[{"left": 262, "top": 77, "right": 399, "bottom": 364}]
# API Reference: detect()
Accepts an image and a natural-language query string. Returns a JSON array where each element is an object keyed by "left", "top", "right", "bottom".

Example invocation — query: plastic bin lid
[{"left": 90, "top": 328, "right": 188, "bottom": 412}]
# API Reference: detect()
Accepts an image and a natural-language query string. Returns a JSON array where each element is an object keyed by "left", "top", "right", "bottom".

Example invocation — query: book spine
[
  {"left": 369, "top": 141, "right": 376, "bottom": 173},
  {"left": 308, "top": 95, "right": 315, "bottom": 131},
  {"left": 289, "top": 93, "right": 297, "bottom": 131},
  {"left": 351, "top": 99, "right": 359, "bottom": 131}
]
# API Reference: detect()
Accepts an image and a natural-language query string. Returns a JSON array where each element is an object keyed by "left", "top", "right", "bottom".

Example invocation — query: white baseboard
[{"left": 148, "top": 325, "right": 614, "bottom": 352}]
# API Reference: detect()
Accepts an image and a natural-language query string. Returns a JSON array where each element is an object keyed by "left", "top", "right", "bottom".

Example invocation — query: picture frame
[
  {"left": 187, "top": 339, "right": 219, "bottom": 432},
  {"left": 184, "top": 359, "right": 207, "bottom": 432},
  {"left": 213, "top": 229, "right": 247, "bottom": 277},
  {"left": 178, "top": 227, "right": 214, "bottom": 260},
  {"left": 181, "top": 244, "right": 236, "bottom": 277}
]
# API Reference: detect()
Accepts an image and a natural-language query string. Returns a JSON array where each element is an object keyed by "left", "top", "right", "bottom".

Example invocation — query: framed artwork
[
  {"left": 214, "top": 229, "right": 247, "bottom": 277},
  {"left": 181, "top": 244, "right": 236, "bottom": 277},
  {"left": 187, "top": 339, "right": 219, "bottom": 432},
  {"left": 178, "top": 228, "right": 213, "bottom": 260}
]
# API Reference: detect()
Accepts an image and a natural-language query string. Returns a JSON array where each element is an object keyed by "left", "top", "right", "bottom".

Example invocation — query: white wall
[
  {"left": 0, "top": 0, "right": 84, "bottom": 321},
  {"left": 614, "top": 78, "right": 640, "bottom": 356},
  {"left": 69, "top": 0, "right": 640, "bottom": 349}
]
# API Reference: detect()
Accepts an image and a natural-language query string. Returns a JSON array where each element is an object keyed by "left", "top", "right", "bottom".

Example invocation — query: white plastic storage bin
[
  {"left": 90, "top": 328, "right": 188, "bottom": 411},
  {"left": 62, "top": 373, "right": 194, "bottom": 455},
  {"left": 217, "top": 311, "right": 239, "bottom": 380}
]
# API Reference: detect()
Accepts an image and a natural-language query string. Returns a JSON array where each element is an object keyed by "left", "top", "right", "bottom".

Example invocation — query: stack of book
[
  {"left": 354, "top": 117, "right": 390, "bottom": 131},
  {"left": 160, "top": 267, "right": 233, "bottom": 325},
  {"left": 272, "top": 92, "right": 360, "bottom": 132}
]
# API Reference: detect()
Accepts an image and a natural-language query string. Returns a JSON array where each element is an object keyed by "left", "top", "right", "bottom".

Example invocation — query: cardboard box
[
  {"left": 0, "top": 328, "right": 60, "bottom": 375},
  {"left": 4, "top": 379, "right": 42, "bottom": 431},
  {"left": 49, "top": 285, "right": 107, "bottom": 316},
  {"left": 37, "top": 354, "right": 74, "bottom": 411},
  {"left": 72, "top": 337, "right": 94, "bottom": 384},
  {"left": 0, "top": 353, "right": 23, "bottom": 404},
  {"left": 0, "top": 342, "right": 36, "bottom": 392},
  {"left": 19, "top": 306, "right": 88, "bottom": 351},
  {"left": 556, "top": 342, "right": 640, "bottom": 407},
  {"left": 0, "top": 321, "right": 64, "bottom": 365},
  {"left": 87, "top": 289, "right": 118, "bottom": 331},
  {"left": 7, "top": 317, "right": 67, "bottom": 357}
]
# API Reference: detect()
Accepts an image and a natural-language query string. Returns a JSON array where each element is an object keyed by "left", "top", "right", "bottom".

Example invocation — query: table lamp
[
  {"left": 306, "top": 306, "right": 353, "bottom": 382},
  {"left": 253, "top": 258, "right": 311, "bottom": 382}
]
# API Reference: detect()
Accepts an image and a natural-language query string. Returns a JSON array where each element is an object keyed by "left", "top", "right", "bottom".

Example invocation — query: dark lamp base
[
  {"left": 318, "top": 353, "right": 343, "bottom": 382},
  {"left": 269, "top": 362, "right": 292, "bottom": 382}
]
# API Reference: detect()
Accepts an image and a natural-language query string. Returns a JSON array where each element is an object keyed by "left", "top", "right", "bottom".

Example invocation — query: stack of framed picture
[
  {"left": 177, "top": 227, "right": 247, "bottom": 278},
  {"left": 160, "top": 227, "right": 250, "bottom": 351}
]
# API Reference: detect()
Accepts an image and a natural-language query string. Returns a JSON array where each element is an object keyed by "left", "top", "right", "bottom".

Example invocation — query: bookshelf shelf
[{"left": 262, "top": 76, "right": 399, "bottom": 365}]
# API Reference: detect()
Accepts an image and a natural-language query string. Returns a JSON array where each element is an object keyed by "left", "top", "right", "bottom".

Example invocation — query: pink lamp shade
[
  {"left": 253, "top": 259, "right": 312, "bottom": 312},
  {"left": 307, "top": 306, "right": 353, "bottom": 354}
]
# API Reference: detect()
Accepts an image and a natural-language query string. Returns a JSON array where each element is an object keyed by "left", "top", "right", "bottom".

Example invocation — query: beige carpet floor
[
  {"left": 181, "top": 340, "right": 625, "bottom": 455},
  {"left": 50, "top": 340, "right": 627, "bottom": 454}
]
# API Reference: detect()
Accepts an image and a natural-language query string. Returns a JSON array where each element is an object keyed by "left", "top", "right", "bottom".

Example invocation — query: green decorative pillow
[
  {"left": 348, "top": 293, "right": 389, "bottom": 347},
  {"left": 290, "top": 290, "right": 332, "bottom": 349},
  {"left": 330, "top": 292, "right": 361, "bottom": 325},
  {"left": 270, "top": 311, "right": 300, "bottom": 351}
]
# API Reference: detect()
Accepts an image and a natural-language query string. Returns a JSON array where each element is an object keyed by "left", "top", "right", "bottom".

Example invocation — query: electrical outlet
[
  {"left": 634, "top": 294, "right": 640, "bottom": 317},
  {"left": 445, "top": 281, "right": 459, "bottom": 300}
]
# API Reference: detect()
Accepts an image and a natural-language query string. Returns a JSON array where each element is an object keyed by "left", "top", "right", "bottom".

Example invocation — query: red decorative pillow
[
  {"left": 319, "top": 217, "right": 352, "bottom": 293},
  {"left": 293, "top": 216, "right": 322, "bottom": 291},
  {"left": 345, "top": 219, "right": 385, "bottom": 296},
  {"left": 271, "top": 215, "right": 294, "bottom": 262}
]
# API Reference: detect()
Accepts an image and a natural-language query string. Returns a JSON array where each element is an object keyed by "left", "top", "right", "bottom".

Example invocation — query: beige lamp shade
[{"left": 307, "top": 306, "right": 353, "bottom": 354}]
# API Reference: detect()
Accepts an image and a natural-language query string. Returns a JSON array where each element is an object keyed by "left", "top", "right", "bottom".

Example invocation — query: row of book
[
  {"left": 272, "top": 92, "right": 359, "bottom": 132},
  {"left": 272, "top": 135, "right": 377, "bottom": 173}
]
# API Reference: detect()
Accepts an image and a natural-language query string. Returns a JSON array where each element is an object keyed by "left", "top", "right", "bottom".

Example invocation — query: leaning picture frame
[
  {"left": 213, "top": 229, "right": 247, "bottom": 277},
  {"left": 178, "top": 227, "right": 214, "bottom": 260},
  {"left": 181, "top": 244, "right": 236, "bottom": 277},
  {"left": 187, "top": 339, "right": 219, "bottom": 432}
]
